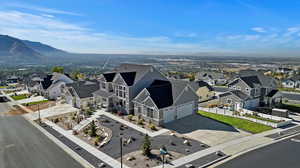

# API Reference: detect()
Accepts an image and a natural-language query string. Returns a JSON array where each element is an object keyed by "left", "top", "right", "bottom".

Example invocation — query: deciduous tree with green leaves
[{"left": 52, "top": 66, "right": 64, "bottom": 73}]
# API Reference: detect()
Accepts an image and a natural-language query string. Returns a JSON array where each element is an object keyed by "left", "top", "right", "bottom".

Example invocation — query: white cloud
[
  {"left": 0, "top": 10, "right": 215, "bottom": 54},
  {"left": 174, "top": 32, "right": 198, "bottom": 38},
  {"left": 41, "top": 14, "right": 54, "bottom": 18},
  {"left": 1, "top": 2, "right": 82, "bottom": 16},
  {"left": 251, "top": 27, "right": 266, "bottom": 33}
]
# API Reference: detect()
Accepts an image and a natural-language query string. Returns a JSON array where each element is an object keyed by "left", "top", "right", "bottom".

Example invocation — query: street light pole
[{"left": 120, "top": 137, "right": 123, "bottom": 168}]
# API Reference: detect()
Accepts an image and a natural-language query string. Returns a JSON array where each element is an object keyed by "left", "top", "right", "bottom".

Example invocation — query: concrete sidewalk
[
  {"left": 45, "top": 120, "right": 129, "bottom": 168},
  {"left": 24, "top": 104, "right": 79, "bottom": 120},
  {"left": 154, "top": 125, "right": 299, "bottom": 168}
]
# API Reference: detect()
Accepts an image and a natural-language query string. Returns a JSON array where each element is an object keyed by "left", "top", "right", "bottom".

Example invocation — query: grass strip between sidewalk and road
[{"left": 198, "top": 110, "right": 273, "bottom": 134}]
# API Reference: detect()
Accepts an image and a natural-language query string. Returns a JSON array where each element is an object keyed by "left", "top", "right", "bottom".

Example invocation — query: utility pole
[{"left": 120, "top": 137, "right": 123, "bottom": 168}]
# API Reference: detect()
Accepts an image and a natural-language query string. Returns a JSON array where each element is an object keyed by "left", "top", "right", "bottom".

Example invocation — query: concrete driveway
[{"left": 164, "top": 114, "right": 251, "bottom": 146}]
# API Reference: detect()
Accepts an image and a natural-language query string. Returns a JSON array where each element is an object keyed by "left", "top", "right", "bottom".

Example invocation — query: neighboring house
[
  {"left": 26, "top": 76, "right": 43, "bottom": 93},
  {"left": 213, "top": 86, "right": 230, "bottom": 96},
  {"left": 93, "top": 64, "right": 168, "bottom": 114},
  {"left": 264, "top": 89, "right": 283, "bottom": 107},
  {"left": 6, "top": 75, "right": 20, "bottom": 84},
  {"left": 40, "top": 73, "right": 74, "bottom": 100},
  {"left": 228, "top": 72, "right": 277, "bottom": 102},
  {"left": 190, "top": 80, "right": 214, "bottom": 102},
  {"left": 276, "top": 67, "right": 293, "bottom": 75},
  {"left": 219, "top": 90, "right": 259, "bottom": 111},
  {"left": 132, "top": 79, "right": 198, "bottom": 125},
  {"left": 282, "top": 76, "right": 300, "bottom": 89},
  {"left": 63, "top": 80, "right": 100, "bottom": 109},
  {"left": 197, "top": 71, "right": 227, "bottom": 86},
  {"left": 228, "top": 76, "right": 263, "bottom": 99}
]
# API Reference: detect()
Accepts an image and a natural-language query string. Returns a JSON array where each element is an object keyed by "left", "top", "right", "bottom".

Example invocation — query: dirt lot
[
  {"left": 5, "top": 105, "right": 28, "bottom": 116},
  {"left": 26, "top": 101, "right": 56, "bottom": 112}
]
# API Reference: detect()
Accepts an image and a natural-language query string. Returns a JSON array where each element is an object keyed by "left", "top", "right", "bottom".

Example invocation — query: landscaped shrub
[
  {"left": 54, "top": 118, "right": 59, "bottom": 123},
  {"left": 127, "top": 114, "right": 133, "bottom": 121},
  {"left": 138, "top": 119, "right": 144, "bottom": 125},
  {"left": 207, "top": 104, "right": 218, "bottom": 108},
  {"left": 149, "top": 124, "right": 157, "bottom": 131}
]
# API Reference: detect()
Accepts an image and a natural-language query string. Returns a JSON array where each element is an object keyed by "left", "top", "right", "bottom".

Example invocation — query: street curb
[
  {"left": 25, "top": 117, "right": 95, "bottom": 168},
  {"left": 208, "top": 132, "right": 300, "bottom": 168},
  {"left": 199, "top": 154, "right": 230, "bottom": 168},
  {"left": 273, "top": 131, "right": 300, "bottom": 140}
]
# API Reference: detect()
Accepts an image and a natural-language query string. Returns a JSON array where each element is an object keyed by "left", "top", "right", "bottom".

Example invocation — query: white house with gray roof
[
  {"left": 93, "top": 64, "right": 199, "bottom": 125},
  {"left": 93, "top": 64, "right": 168, "bottom": 115}
]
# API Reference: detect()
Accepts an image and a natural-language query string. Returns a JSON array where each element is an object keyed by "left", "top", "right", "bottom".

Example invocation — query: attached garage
[
  {"left": 176, "top": 102, "right": 195, "bottom": 119},
  {"left": 163, "top": 108, "right": 176, "bottom": 123}
]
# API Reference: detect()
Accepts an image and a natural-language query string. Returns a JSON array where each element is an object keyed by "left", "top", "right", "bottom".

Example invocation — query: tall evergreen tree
[{"left": 141, "top": 134, "right": 151, "bottom": 156}]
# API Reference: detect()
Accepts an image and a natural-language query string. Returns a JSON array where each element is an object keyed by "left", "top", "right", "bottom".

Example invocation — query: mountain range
[{"left": 0, "top": 35, "right": 66, "bottom": 63}]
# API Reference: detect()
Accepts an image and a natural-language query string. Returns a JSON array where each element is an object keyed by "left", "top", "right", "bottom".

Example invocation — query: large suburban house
[
  {"left": 133, "top": 79, "right": 198, "bottom": 125},
  {"left": 40, "top": 72, "right": 74, "bottom": 100},
  {"left": 93, "top": 64, "right": 168, "bottom": 114},
  {"left": 220, "top": 72, "right": 277, "bottom": 110},
  {"left": 282, "top": 76, "right": 300, "bottom": 89},
  {"left": 63, "top": 80, "right": 100, "bottom": 110},
  {"left": 93, "top": 64, "right": 199, "bottom": 125}
]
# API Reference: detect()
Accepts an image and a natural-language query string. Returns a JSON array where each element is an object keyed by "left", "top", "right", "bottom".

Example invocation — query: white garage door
[
  {"left": 177, "top": 102, "right": 194, "bottom": 119},
  {"left": 164, "top": 109, "right": 176, "bottom": 123}
]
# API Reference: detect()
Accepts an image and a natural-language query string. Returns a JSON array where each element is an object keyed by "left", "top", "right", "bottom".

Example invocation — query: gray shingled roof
[
  {"left": 220, "top": 90, "right": 251, "bottom": 101},
  {"left": 190, "top": 80, "right": 213, "bottom": 91},
  {"left": 93, "top": 89, "right": 114, "bottom": 97},
  {"left": 67, "top": 80, "right": 100, "bottom": 99},
  {"left": 114, "top": 64, "right": 154, "bottom": 85},
  {"left": 240, "top": 76, "right": 261, "bottom": 88}
]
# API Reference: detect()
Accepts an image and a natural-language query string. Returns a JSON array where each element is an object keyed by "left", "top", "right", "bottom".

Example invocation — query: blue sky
[{"left": 0, "top": 0, "right": 300, "bottom": 56}]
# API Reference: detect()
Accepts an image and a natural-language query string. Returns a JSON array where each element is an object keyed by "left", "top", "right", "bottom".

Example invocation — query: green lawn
[
  {"left": 198, "top": 110, "right": 273, "bottom": 134},
  {"left": 281, "top": 103, "right": 300, "bottom": 112},
  {"left": 22, "top": 100, "right": 49, "bottom": 106},
  {"left": 278, "top": 87, "right": 300, "bottom": 93},
  {"left": 11, "top": 94, "right": 29, "bottom": 101}
]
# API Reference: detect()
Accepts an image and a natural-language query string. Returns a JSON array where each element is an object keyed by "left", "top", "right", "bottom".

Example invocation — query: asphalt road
[
  {"left": 0, "top": 102, "right": 11, "bottom": 114},
  {"left": 0, "top": 115, "right": 84, "bottom": 168},
  {"left": 281, "top": 92, "right": 300, "bottom": 101},
  {"left": 216, "top": 134, "right": 300, "bottom": 168}
]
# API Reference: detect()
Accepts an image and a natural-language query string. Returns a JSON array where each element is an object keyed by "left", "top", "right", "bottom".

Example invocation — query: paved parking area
[
  {"left": 98, "top": 115, "right": 209, "bottom": 159},
  {"left": 164, "top": 114, "right": 251, "bottom": 146},
  {"left": 41, "top": 123, "right": 113, "bottom": 168}
]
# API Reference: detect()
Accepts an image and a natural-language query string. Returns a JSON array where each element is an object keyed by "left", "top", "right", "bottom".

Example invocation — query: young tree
[
  {"left": 141, "top": 134, "right": 152, "bottom": 156},
  {"left": 89, "top": 120, "right": 97, "bottom": 137},
  {"left": 52, "top": 66, "right": 64, "bottom": 73}
]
